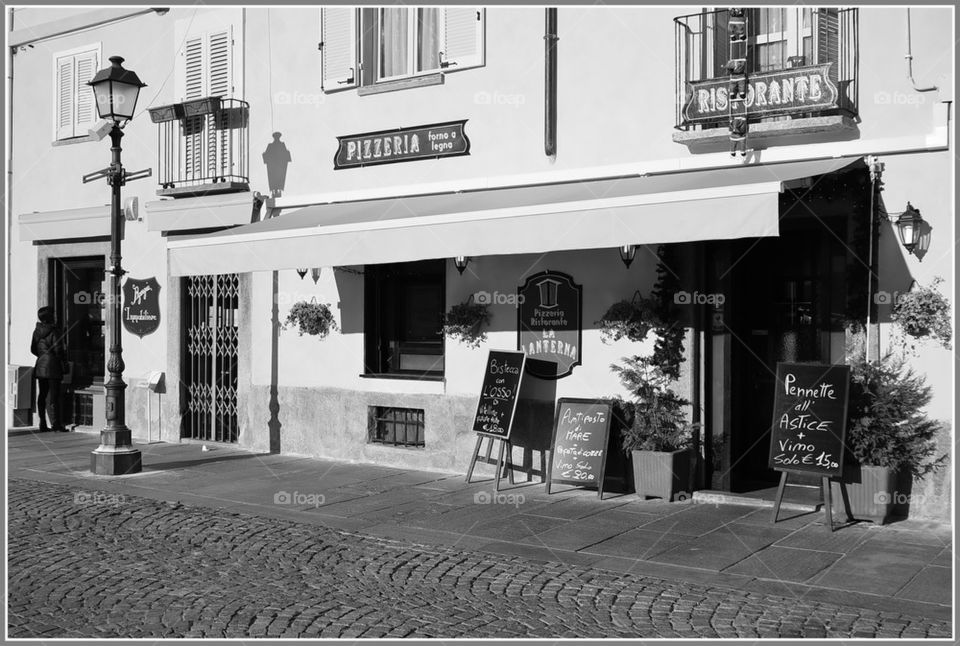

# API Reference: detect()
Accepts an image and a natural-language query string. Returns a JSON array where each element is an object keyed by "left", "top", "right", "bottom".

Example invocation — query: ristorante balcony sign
[
  {"left": 682, "top": 63, "right": 839, "bottom": 124},
  {"left": 334, "top": 120, "right": 470, "bottom": 169}
]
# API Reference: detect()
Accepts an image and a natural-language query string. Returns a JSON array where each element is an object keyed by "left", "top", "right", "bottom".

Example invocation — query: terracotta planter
[
  {"left": 631, "top": 448, "right": 693, "bottom": 501},
  {"left": 830, "top": 464, "right": 899, "bottom": 524}
]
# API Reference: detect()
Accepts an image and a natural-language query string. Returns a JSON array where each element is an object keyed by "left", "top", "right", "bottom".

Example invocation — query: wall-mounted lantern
[
  {"left": 454, "top": 256, "right": 470, "bottom": 275},
  {"left": 619, "top": 245, "right": 637, "bottom": 268},
  {"left": 895, "top": 203, "right": 926, "bottom": 256}
]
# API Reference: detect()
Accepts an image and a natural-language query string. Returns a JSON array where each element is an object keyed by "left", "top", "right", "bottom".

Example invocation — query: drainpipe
[
  {"left": 7, "top": 8, "right": 15, "bottom": 362},
  {"left": 865, "top": 157, "right": 883, "bottom": 362},
  {"left": 905, "top": 8, "right": 938, "bottom": 93},
  {"left": 544, "top": 8, "right": 558, "bottom": 157}
]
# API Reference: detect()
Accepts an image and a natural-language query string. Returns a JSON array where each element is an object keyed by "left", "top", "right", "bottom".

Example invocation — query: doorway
[
  {"left": 181, "top": 273, "right": 240, "bottom": 442},
  {"left": 729, "top": 225, "right": 847, "bottom": 491},
  {"left": 49, "top": 256, "right": 106, "bottom": 427}
]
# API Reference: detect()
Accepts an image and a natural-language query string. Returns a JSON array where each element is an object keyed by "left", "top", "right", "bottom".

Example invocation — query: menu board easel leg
[
  {"left": 770, "top": 471, "right": 788, "bottom": 523},
  {"left": 465, "top": 435, "right": 483, "bottom": 483},
  {"left": 495, "top": 441, "right": 506, "bottom": 492},
  {"left": 821, "top": 476, "right": 834, "bottom": 532}
]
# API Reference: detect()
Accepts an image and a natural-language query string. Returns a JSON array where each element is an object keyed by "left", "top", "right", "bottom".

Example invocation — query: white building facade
[{"left": 7, "top": 6, "right": 954, "bottom": 517}]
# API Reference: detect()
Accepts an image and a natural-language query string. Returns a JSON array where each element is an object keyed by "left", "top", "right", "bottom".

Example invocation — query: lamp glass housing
[
  {"left": 88, "top": 56, "right": 146, "bottom": 123},
  {"left": 896, "top": 204, "right": 922, "bottom": 253}
]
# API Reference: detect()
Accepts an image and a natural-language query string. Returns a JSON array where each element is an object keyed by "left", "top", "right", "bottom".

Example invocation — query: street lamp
[
  {"left": 85, "top": 56, "right": 147, "bottom": 475},
  {"left": 619, "top": 244, "right": 637, "bottom": 268}
]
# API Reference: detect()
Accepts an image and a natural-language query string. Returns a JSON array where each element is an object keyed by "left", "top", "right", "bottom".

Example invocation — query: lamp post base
[{"left": 90, "top": 429, "right": 142, "bottom": 475}]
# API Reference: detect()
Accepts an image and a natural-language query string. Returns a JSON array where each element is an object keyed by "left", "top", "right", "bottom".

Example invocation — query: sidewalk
[{"left": 7, "top": 428, "right": 953, "bottom": 622}]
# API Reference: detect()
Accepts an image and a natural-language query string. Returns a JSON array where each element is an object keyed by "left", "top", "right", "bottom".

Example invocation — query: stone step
[{"left": 692, "top": 489, "right": 819, "bottom": 512}]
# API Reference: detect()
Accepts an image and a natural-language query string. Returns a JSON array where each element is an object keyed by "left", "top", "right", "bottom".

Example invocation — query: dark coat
[{"left": 31, "top": 322, "right": 65, "bottom": 379}]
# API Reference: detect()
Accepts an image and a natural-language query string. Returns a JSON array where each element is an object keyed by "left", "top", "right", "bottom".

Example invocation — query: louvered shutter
[
  {"left": 55, "top": 55, "right": 75, "bottom": 139},
  {"left": 207, "top": 28, "right": 232, "bottom": 97},
  {"left": 441, "top": 7, "right": 484, "bottom": 71},
  {"left": 183, "top": 35, "right": 205, "bottom": 100},
  {"left": 74, "top": 50, "right": 98, "bottom": 133},
  {"left": 816, "top": 8, "right": 839, "bottom": 81},
  {"left": 320, "top": 8, "right": 357, "bottom": 91},
  {"left": 712, "top": 11, "right": 730, "bottom": 79}
]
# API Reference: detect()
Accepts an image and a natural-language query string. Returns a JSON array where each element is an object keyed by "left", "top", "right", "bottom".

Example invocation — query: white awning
[{"left": 168, "top": 157, "right": 862, "bottom": 276}]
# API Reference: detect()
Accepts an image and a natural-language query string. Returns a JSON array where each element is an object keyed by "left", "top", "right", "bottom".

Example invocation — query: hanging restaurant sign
[
  {"left": 334, "top": 120, "right": 470, "bottom": 169},
  {"left": 122, "top": 277, "right": 161, "bottom": 338},
  {"left": 517, "top": 271, "right": 582, "bottom": 380},
  {"left": 682, "top": 63, "right": 839, "bottom": 124}
]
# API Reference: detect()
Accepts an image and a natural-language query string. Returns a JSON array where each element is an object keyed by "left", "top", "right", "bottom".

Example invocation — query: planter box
[
  {"left": 632, "top": 448, "right": 693, "bottom": 501},
  {"left": 830, "top": 464, "right": 899, "bottom": 524}
]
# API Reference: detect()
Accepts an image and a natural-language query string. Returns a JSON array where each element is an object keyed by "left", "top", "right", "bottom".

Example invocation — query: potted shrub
[
  {"left": 834, "top": 352, "right": 945, "bottom": 523},
  {"left": 614, "top": 360, "right": 697, "bottom": 501},
  {"left": 284, "top": 300, "right": 338, "bottom": 339},
  {"left": 611, "top": 244, "right": 696, "bottom": 501},
  {"left": 443, "top": 299, "right": 491, "bottom": 348}
]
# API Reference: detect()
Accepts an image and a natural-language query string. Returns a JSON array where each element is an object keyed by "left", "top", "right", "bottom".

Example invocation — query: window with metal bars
[
  {"left": 73, "top": 392, "right": 94, "bottom": 427},
  {"left": 368, "top": 406, "right": 425, "bottom": 447}
]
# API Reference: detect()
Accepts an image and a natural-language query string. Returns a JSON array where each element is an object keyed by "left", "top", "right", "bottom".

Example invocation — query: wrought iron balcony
[
  {"left": 673, "top": 8, "right": 858, "bottom": 131},
  {"left": 148, "top": 97, "right": 249, "bottom": 197}
]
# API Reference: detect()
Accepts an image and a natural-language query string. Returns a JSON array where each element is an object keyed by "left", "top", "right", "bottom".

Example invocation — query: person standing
[{"left": 30, "top": 306, "right": 66, "bottom": 432}]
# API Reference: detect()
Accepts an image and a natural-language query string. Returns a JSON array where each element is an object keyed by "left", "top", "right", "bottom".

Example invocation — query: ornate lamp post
[{"left": 85, "top": 56, "right": 148, "bottom": 475}]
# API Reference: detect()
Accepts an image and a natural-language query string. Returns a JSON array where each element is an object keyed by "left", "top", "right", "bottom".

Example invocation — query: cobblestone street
[{"left": 7, "top": 478, "right": 952, "bottom": 639}]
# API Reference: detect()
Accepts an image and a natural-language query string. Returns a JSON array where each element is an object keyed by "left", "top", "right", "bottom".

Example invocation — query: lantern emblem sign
[
  {"left": 122, "top": 277, "right": 161, "bottom": 337},
  {"left": 517, "top": 271, "right": 582, "bottom": 379}
]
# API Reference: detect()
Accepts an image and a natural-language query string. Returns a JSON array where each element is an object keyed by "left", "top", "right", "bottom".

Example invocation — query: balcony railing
[
  {"left": 674, "top": 8, "right": 858, "bottom": 130},
  {"left": 148, "top": 97, "right": 249, "bottom": 197}
]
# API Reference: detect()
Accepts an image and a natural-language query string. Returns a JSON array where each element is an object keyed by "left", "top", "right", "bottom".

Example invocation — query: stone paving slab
[
  {"left": 518, "top": 509, "right": 652, "bottom": 551},
  {"left": 895, "top": 566, "right": 952, "bottom": 605},
  {"left": 653, "top": 523, "right": 794, "bottom": 571},
  {"left": 722, "top": 545, "right": 843, "bottom": 582},
  {"left": 636, "top": 503, "right": 758, "bottom": 537},
  {"left": 583, "top": 527, "right": 695, "bottom": 560},
  {"left": 809, "top": 542, "right": 945, "bottom": 597},
  {"left": 932, "top": 547, "right": 954, "bottom": 567}
]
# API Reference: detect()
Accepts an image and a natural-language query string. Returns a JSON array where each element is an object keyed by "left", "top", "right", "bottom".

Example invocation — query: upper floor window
[
  {"left": 750, "top": 8, "right": 812, "bottom": 72},
  {"left": 320, "top": 7, "right": 484, "bottom": 92},
  {"left": 53, "top": 45, "right": 100, "bottom": 140}
]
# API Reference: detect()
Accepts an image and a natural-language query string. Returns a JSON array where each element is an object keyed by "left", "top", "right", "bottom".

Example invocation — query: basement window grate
[{"left": 368, "top": 406, "right": 425, "bottom": 447}]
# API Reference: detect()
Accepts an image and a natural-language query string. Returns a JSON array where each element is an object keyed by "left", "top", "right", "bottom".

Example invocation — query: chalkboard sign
[
  {"left": 547, "top": 398, "right": 612, "bottom": 497},
  {"left": 768, "top": 362, "right": 850, "bottom": 478},
  {"left": 472, "top": 350, "right": 526, "bottom": 438}
]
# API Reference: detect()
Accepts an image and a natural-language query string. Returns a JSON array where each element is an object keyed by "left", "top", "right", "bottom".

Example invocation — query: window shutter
[
  {"left": 320, "top": 8, "right": 357, "bottom": 91},
  {"left": 183, "top": 35, "right": 205, "bottom": 100},
  {"left": 74, "top": 50, "right": 98, "bottom": 133},
  {"left": 711, "top": 11, "right": 730, "bottom": 79},
  {"left": 207, "top": 28, "right": 232, "bottom": 97},
  {"left": 816, "top": 8, "right": 839, "bottom": 80},
  {"left": 56, "top": 56, "right": 75, "bottom": 139},
  {"left": 441, "top": 7, "right": 484, "bottom": 70}
]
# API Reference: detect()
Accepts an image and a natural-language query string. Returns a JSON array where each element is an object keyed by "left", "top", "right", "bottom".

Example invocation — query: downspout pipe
[
  {"left": 7, "top": 8, "right": 15, "bottom": 362},
  {"left": 905, "top": 8, "right": 938, "bottom": 93},
  {"left": 544, "top": 8, "right": 558, "bottom": 157}
]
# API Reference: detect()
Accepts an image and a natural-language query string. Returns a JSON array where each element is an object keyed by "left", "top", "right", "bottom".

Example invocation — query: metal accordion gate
[{"left": 182, "top": 273, "right": 240, "bottom": 442}]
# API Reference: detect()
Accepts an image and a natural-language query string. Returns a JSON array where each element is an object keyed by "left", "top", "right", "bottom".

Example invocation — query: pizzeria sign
[
  {"left": 682, "top": 63, "right": 839, "bottom": 124},
  {"left": 334, "top": 120, "right": 470, "bottom": 169}
]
